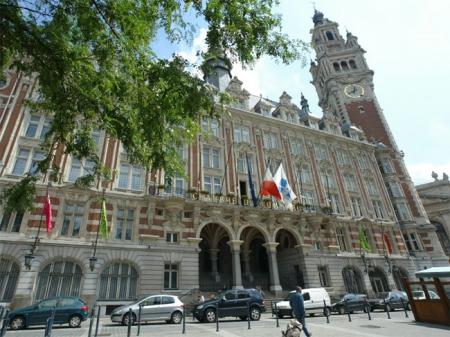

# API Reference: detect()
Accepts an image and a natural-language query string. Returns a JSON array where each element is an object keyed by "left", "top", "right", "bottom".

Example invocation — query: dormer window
[
  {"left": 325, "top": 31, "right": 335, "bottom": 41},
  {"left": 341, "top": 61, "right": 349, "bottom": 71}
]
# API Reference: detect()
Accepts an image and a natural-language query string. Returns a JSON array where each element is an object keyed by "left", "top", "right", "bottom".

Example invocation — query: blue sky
[{"left": 156, "top": 0, "right": 450, "bottom": 185}]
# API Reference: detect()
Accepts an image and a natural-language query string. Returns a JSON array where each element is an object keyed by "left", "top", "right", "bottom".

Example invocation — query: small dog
[{"left": 281, "top": 319, "right": 303, "bottom": 337}]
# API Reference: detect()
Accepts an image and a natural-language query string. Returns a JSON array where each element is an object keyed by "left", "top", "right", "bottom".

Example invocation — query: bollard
[
  {"left": 182, "top": 305, "right": 186, "bottom": 334},
  {"left": 94, "top": 305, "right": 101, "bottom": 337},
  {"left": 127, "top": 308, "right": 132, "bottom": 337},
  {"left": 400, "top": 298, "right": 409, "bottom": 318},
  {"left": 0, "top": 307, "right": 3, "bottom": 320},
  {"left": 365, "top": 301, "right": 372, "bottom": 321},
  {"left": 247, "top": 302, "right": 251, "bottom": 330},
  {"left": 44, "top": 307, "right": 56, "bottom": 337},
  {"left": 274, "top": 301, "right": 279, "bottom": 327},
  {"left": 383, "top": 298, "right": 391, "bottom": 319},
  {"left": 137, "top": 304, "right": 142, "bottom": 336},
  {"left": 0, "top": 317, "right": 9, "bottom": 337},
  {"left": 323, "top": 300, "right": 330, "bottom": 324},
  {"left": 345, "top": 302, "right": 351, "bottom": 322},
  {"left": 88, "top": 308, "right": 95, "bottom": 337},
  {"left": 215, "top": 302, "right": 219, "bottom": 332}
]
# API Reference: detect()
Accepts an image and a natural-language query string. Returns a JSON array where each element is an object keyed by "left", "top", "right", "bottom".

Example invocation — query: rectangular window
[
  {"left": 336, "top": 150, "right": 350, "bottom": 165},
  {"left": 290, "top": 139, "right": 305, "bottom": 156},
  {"left": 344, "top": 174, "right": 358, "bottom": 192},
  {"left": 365, "top": 178, "right": 379, "bottom": 196},
  {"left": 202, "top": 146, "right": 221, "bottom": 169},
  {"left": 203, "top": 176, "right": 221, "bottom": 194},
  {"left": 314, "top": 144, "right": 328, "bottom": 161},
  {"left": 358, "top": 155, "right": 370, "bottom": 170},
  {"left": 318, "top": 266, "right": 330, "bottom": 287},
  {"left": 234, "top": 126, "right": 250, "bottom": 143},
  {"left": 118, "top": 163, "right": 143, "bottom": 191},
  {"left": 329, "top": 194, "right": 341, "bottom": 214},
  {"left": 0, "top": 212, "right": 23, "bottom": 233},
  {"left": 202, "top": 117, "right": 220, "bottom": 137},
  {"left": 164, "top": 264, "right": 178, "bottom": 289},
  {"left": 61, "top": 204, "right": 84, "bottom": 237},
  {"left": 388, "top": 181, "right": 402, "bottom": 197},
  {"left": 336, "top": 228, "right": 348, "bottom": 251},
  {"left": 12, "top": 148, "right": 45, "bottom": 176},
  {"left": 68, "top": 158, "right": 95, "bottom": 183},
  {"left": 166, "top": 232, "right": 178, "bottom": 243},
  {"left": 299, "top": 165, "right": 312, "bottom": 185},
  {"left": 380, "top": 158, "right": 394, "bottom": 173},
  {"left": 395, "top": 201, "right": 411, "bottom": 221},
  {"left": 24, "top": 114, "right": 50, "bottom": 140},
  {"left": 350, "top": 197, "right": 362, "bottom": 217},
  {"left": 320, "top": 170, "right": 336, "bottom": 189},
  {"left": 236, "top": 154, "right": 253, "bottom": 173},
  {"left": 372, "top": 200, "right": 384, "bottom": 219},
  {"left": 115, "top": 208, "right": 134, "bottom": 240},
  {"left": 404, "top": 232, "right": 422, "bottom": 251},
  {"left": 263, "top": 132, "right": 279, "bottom": 149}
]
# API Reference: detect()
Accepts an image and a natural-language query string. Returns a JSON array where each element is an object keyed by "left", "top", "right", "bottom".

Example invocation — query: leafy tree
[{"left": 0, "top": 0, "right": 306, "bottom": 212}]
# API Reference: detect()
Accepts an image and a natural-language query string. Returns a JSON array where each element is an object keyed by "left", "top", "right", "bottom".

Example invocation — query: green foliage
[
  {"left": 0, "top": 0, "right": 306, "bottom": 212},
  {"left": 0, "top": 176, "right": 38, "bottom": 213}
]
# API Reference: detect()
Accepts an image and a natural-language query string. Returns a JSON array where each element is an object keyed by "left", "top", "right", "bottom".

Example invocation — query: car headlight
[{"left": 196, "top": 305, "right": 204, "bottom": 310}]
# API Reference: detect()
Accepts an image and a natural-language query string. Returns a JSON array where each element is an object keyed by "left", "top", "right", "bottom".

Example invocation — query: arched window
[
  {"left": 342, "top": 266, "right": 365, "bottom": 293},
  {"left": 99, "top": 262, "right": 138, "bottom": 300},
  {"left": 35, "top": 260, "right": 82, "bottom": 300},
  {"left": 349, "top": 60, "right": 357, "bottom": 69},
  {"left": 0, "top": 257, "right": 20, "bottom": 301},
  {"left": 325, "top": 31, "right": 334, "bottom": 41},
  {"left": 333, "top": 62, "right": 341, "bottom": 72},
  {"left": 341, "top": 61, "right": 349, "bottom": 71}
]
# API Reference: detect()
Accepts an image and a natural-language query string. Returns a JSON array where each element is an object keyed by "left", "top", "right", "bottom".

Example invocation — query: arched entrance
[
  {"left": 393, "top": 266, "right": 409, "bottom": 291},
  {"left": 240, "top": 227, "right": 270, "bottom": 290},
  {"left": 342, "top": 266, "right": 366, "bottom": 294},
  {"left": 369, "top": 267, "right": 390, "bottom": 293},
  {"left": 276, "top": 229, "right": 301, "bottom": 289},
  {"left": 199, "top": 223, "right": 232, "bottom": 291}
]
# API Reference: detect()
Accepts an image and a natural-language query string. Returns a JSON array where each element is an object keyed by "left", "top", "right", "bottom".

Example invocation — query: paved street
[{"left": 3, "top": 311, "right": 450, "bottom": 337}]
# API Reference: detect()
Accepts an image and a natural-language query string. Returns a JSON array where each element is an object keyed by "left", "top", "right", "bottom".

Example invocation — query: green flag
[
  {"left": 359, "top": 226, "right": 371, "bottom": 252},
  {"left": 100, "top": 199, "right": 109, "bottom": 239}
]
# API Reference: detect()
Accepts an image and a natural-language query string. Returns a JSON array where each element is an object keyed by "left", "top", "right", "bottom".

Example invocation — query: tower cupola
[{"left": 202, "top": 48, "right": 232, "bottom": 92}]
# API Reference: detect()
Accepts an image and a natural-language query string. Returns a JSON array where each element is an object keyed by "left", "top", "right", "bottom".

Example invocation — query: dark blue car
[{"left": 8, "top": 296, "right": 89, "bottom": 330}]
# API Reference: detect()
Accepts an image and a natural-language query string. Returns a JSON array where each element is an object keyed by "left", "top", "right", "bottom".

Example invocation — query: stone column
[
  {"left": 209, "top": 248, "right": 221, "bottom": 282},
  {"left": 227, "top": 240, "right": 244, "bottom": 289},
  {"left": 263, "top": 242, "right": 282, "bottom": 293},
  {"left": 241, "top": 249, "right": 253, "bottom": 282}
]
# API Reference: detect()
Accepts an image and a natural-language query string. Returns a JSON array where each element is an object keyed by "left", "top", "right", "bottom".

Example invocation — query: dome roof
[{"left": 312, "top": 9, "right": 324, "bottom": 25}]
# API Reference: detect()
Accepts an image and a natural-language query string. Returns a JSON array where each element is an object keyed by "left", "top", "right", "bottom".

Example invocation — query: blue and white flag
[{"left": 274, "top": 163, "right": 297, "bottom": 208}]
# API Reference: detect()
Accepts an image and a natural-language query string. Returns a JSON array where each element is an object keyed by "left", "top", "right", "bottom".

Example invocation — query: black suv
[
  {"left": 368, "top": 291, "right": 409, "bottom": 312},
  {"left": 332, "top": 293, "right": 369, "bottom": 315},
  {"left": 193, "top": 289, "right": 266, "bottom": 323}
]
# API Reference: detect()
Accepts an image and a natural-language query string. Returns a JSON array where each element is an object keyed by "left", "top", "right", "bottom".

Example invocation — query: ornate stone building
[{"left": 0, "top": 11, "right": 447, "bottom": 311}]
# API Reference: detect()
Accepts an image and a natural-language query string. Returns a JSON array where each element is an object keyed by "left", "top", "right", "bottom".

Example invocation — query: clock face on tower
[{"left": 344, "top": 84, "right": 365, "bottom": 98}]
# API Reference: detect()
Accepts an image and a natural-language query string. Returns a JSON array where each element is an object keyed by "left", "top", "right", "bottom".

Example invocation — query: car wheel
[
  {"left": 250, "top": 307, "right": 261, "bottom": 321},
  {"left": 171, "top": 311, "right": 183, "bottom": 324},
  {"left": 68, "top": 315, "right": 82, "bottom": 328},
  {"left": 338, "top": 307, "right": 345, "bottom": 315},
  {"left": 122, "top": 313, "right": 136, "bottom": 326},
  {"left": 277, "top": 313, "right": 284, "bottom": 319},
  {"left": 10, "top": 316, "right": 25, "bottom": 330},
  {"left": 204, "top": 308, "right": 216, "bottom": 323}
]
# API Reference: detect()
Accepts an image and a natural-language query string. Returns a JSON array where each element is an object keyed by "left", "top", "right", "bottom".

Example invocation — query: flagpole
[
  {"left": 90, "top": 187, "right": 106, "bottom": 271},
  {"left": 218, "top": 131, "right": 234, "bottom": 201}
]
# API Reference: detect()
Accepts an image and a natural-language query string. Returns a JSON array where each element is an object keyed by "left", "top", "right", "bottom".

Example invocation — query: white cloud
[{"left": 408, "top": 162, "right": 450, "bottom": 185}]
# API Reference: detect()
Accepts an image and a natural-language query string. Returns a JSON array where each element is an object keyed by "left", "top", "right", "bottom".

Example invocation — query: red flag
[
  {"left": 383, "top": 233, "right": 393, "bottom": 255},
  {"left": 44, "top": 192, "right": 52, "bottom": 234},
  {"left": 260, "top": 167, "right": 282, "bottom": 200}
]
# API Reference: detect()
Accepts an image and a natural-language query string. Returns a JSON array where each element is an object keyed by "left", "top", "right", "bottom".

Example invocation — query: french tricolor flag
[{"left": 261, "top": 167, "right": 282, "bottom": 200}]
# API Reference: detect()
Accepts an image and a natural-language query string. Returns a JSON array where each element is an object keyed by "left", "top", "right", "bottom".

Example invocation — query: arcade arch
[
  {"left": 342, "top": 265, "right": 366, "bottom": 294},
  {"left": 369, "top": 266, "right": 390, "bottom": 293}
]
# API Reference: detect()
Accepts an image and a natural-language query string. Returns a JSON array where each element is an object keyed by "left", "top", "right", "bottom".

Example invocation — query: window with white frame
[
  {"left": 236, "top": 154, "right": 253, "bottom": 173},
  {"left": 344, "top": 174, "right": 358, "bottom": 192},
  {"left": 202, "top": 146, "right": 220, "bottom": 169},
  {"left": 388, "top": 181, "right": 403, "bottom": 197},
  {"left": 203, "top": 176, "right": 221, "bottom": 195},
  {"left": 263, "top": 131, "right": 279, "bottom": 149},
  {"left": 336, "top": 149, "right": 351, "bottom": 166},
  {"left": 115, "top": 208, "right": 134, "bottom": 240},
  {"left": 290, "top": 138, "right": 305, "bottom": 156},
  {"left": 201, "top": 117, "right": 220, "bottom": 137},
  {"left": 395, "top": 201, "right": 411, "bottom": 221},
  {"left": 166, "top": 232, "right": 178, "bottom": 243},
  {"left": 164, "top": 264, "right": 178, "bottom": 289},
  {"left": 379, "top": 158, "right": 394, "bottom": 174},
  {"left": 314, "top": 143, "right": 328, "bottom": 161},
  {"left": 234, "top": 126, "right": 250, "bottom": 143},
  {"left": 403, "top": 232, "right": 422, "bottom": 251},
  {"left": 336, "top": 227, "right": 349, "bottom": 251},
  {"left": 0, "top": 211, "right": 24, "bottom": 233},
  {"left": 329, "top": 193, "right": 341, "bottom": 214},
  {"left": 299, "top": 165, "right": 313, "bottom": 185},
  {"left": 350, "top": 197, "right": 363, "bottom": 217},
  {"left": 118, "top": 163, "right": 143, "bottom": 191},
  {"left": 300, "top": 190, "right": 316, "bottom": 208},
  {"left": 61, "top": 204, "right": 84, "bottom": 237},
  {"left": 11, "top": 147, "right": 45, "bottom": 176},
  {"left": 320, "top": 169, "right": 336, "bottom": 189},
  {"left": 68, "top": 158, "right": 95, "bottom": 183},
  {"left": 365, "top": 178, "right": 379, "bottom": 196},
  {"left": 24, "top": 114, "right": 50, "bottom": 140},
  {"left": 372, "top": 200, "right": 384, "bottom": 219},
  {"left": 91, "top": 129, "right": 102, "bottom": 151},
  {"left": 164, "top": 174, "right": 184, "bottom": 196},
  {"left": 357, "top": 154, "right": 370, "bottom": 170},
  {"left": 318, "top": 265, "right": 331, "bottom": 287}
]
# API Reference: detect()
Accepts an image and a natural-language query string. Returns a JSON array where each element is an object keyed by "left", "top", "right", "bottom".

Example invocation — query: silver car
[{"left": 110, "top": 295, "right": 184, "bottom": 325}]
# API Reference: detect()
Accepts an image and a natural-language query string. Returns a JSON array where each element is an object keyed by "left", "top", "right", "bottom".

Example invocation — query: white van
[{"left": 275, "top": 288, "right": 331, "bottom": 317}]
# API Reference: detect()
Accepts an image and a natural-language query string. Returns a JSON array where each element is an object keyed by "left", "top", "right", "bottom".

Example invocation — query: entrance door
[
  {"left": 372, "top": 278, "right": 385, "bottom": 293},
  {"left": 239, "top": 181, "right": 247, "bottom": 205}
]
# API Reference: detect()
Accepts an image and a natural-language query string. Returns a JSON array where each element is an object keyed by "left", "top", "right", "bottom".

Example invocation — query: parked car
[
  {"left": 8, "top": 296, "right": 89, "bottom": 330},
  {"left": 411, "top": 290, "right": 440, "bottom": 300},
  {"left": 110, "top": 295, "right": 184, "bottom": 325},
  {"left": 193, "top": 288, "right": 266, "bottom": 323},
  {"left": 275, "top": 288, "right": 332, "bottom": 318},
  {"left": 332, "top": 293, "right": 369, "bottom": 315},
  {"left": 368, "top": 291, "right": 409, "bottom": 311}
]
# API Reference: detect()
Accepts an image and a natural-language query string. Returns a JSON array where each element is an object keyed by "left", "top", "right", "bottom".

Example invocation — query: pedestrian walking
[{"left": 289, "top": 286, "right": 312, "bottom": 337}]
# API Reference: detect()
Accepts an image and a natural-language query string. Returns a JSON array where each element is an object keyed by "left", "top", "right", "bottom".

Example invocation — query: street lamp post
[
  {"left": 384, "top": 254, "right": 392, "bottom": 274},
  {"left": 360, "top": 253, "right": 368, "bottom": 273},
  {"left": 89, "top": 188, "right": 106, "bottom": 272}
]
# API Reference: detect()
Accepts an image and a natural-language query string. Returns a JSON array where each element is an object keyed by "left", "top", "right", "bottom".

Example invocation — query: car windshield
[
  {"left": 343, "top": 294, "right": 355, "bottom": 301},
  {"left": 375, "top": 292, "right": 389, "bottom": 299},
  {"left": 284, "top": 292, "right": 295, "bottom": 301},
  {"left": 412, "top": 291, "right": 423, "bottom": 297}
]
